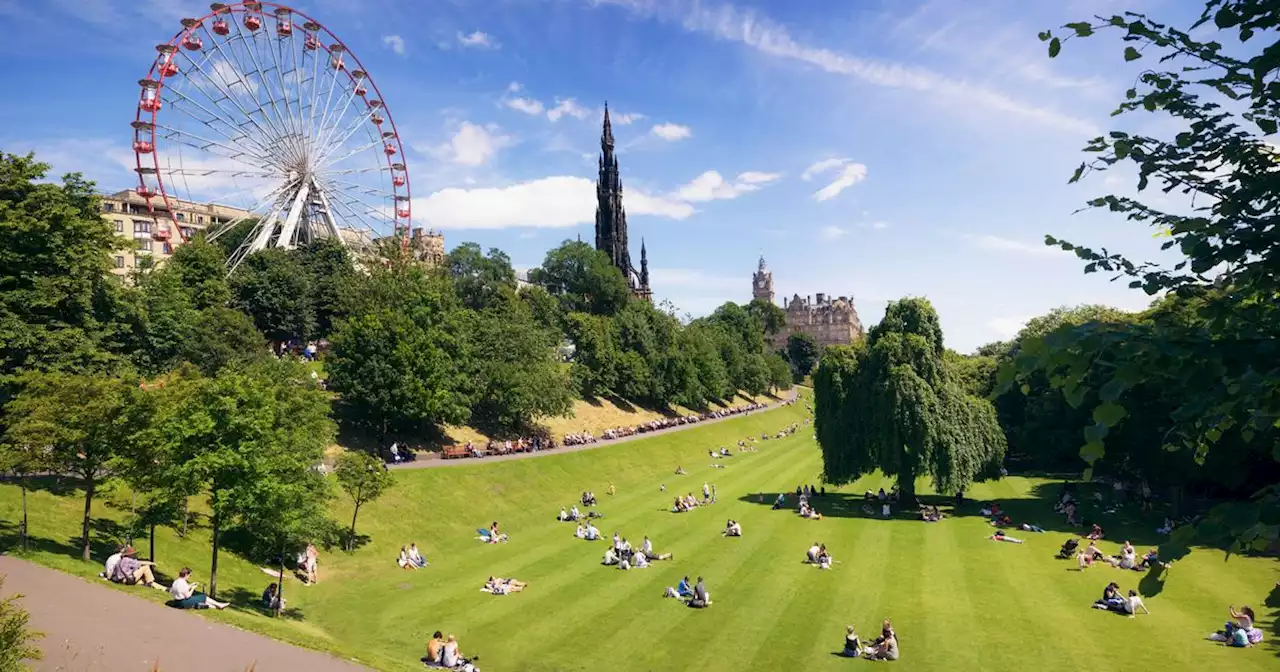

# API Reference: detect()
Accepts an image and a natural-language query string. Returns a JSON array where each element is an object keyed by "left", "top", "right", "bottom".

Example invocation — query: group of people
[
  {"left": 798, "top": 493, "right": 823, "bottom": 520},
  {"left": 458, "top": 436, "right": 555, "bottom": 459},
  {"left": 805, "top": 541, "right": 835, "bottom": 569},
  {"left": 396, "top": 543, "right": 429, "bottom": 569},
  {"left": 665, "top": 575, "right": 711, "bottom": 608},
  {"left": 722, "top": 519, "right": 742, "bottom": 537},
  {"left": 603, "top": 533, "right": 672, "bottom": 569},
  {"left": 919, "top": 505, "right": 943, "bottom": 522},
  {"left": 1209, "top": 606, "right": 1262, "bottom": 647},
  {"left": 672, "top": 492, "right": 705, "bottom": 513},
  {"left": 1093, "top": 581, "right": 1150, "bottom": 617},
  {"left": 562, "top": 402, "right": 768, "bottom": 446},
  {"left": 842, "top": 619, "right": 900, "bottom": 661},
  {"left": 478, "top": 521, "right": 508, "bottom": 544},
  {"left": 481, "top": 576, "right": 527, "bottom": 595},
  {"left": 423, "top": 632, "right": 479, "bottom": 671},
  {"left": 1068, "top": 538, "right": 1162, "bottom": 571}
]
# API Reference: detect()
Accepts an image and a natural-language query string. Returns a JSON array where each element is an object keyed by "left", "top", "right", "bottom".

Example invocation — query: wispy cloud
[
  {"left": 457, "top": 30, "right": 499, "bottom": 49},
  {"left": 651, "top": 123, "right": 692, "bottom": 141},
  {"left": 675, "top": 170, "right": 781, "bottom": 202},
  {"left": 801, "top": 158, "right": 867, "bottom": 201},
  {"left": 593, "top": 0, "right": 1097, "bottom": 136},
  {"left": 974, "top": 234, "right": 1065, "bottom": 258},
  {"left": 425, "top": 121, "right": 513, "bottom": 167},
  {"left": 382, "top": 35, "right": 406, "bottom": 56},
  {"left": 504, "top": 97, "right": 545, "bottom": 115},
  {"left": 820, "top": 225, "right": 847, "bottom": 241},
  {"left": 612, "top": 111, "right": 645, "bottom": 125},
  {"left": 548, "top": 98, "right": 591, "bottom": 122},
  {"left": 412, "top": 175, "right": 691, "bottom": 229}
]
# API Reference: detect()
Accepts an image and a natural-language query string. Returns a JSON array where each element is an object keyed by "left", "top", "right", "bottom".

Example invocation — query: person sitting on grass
[
  {"left": 484, "top": 577, "right": 527, "bottom": 594},
  {"left": 1117, "top": 544, "right": 1138, "bottom": 570},
  {"left": 1093, "top": 582, "right": 1125, "bottom": 612},
  {"left": 441, "top": 634, "right": 479, "bottom": 671},
  {"left": 409, "top": 543, "right": 428, "bottom": 568},
  {"left": 864, "top": 631, "right": 900, "bottom": 661},
  {"left": 603, "top": 548, "right": 619, "bottom": 566},
  {"left": 262, "top": 583, "right": 285, "bottom": 612},
  {"left": 585, "top": 523, "right": 600, "bottom": 540},
  {"left": 881, "top": 502, "right": 891, "bottom": 518},
  {"left": 987, "top": 530, "right": 1024, "bottom": 544},
  {"left": 1124, "top": 590, "right": 1150, "bottom": 618},
  {"left": 688, "top": 576, "right": 711, "bottom": 608},
  {"left": 103, "top": 545, "right": 123, "bottom": 582},
  {"left": 1088, "top": 523, "right": 1105, "bottom": 540},
  {"left": 723, "top": 519, "right": 742, "bottom": 537},
  {"left": 486, "top": 521, "right": 507, "bottom": 543},
  {"left": 112, "top": 546, "right": 164, "bottom": 590},
  {"left": 397, "top": 546, "right": 417, "bottom": 570},
  {"left": 1157, "top": 517, "right": 1174, "bottom": 535},
  {"left": 1140, "top": 547, "right": 1162, "bottom": 569},
  {"left": 1085, "top": 540, "right": 1106, "bottom": 562},
  {"left": 818, "top": 545, "right": 834, "bottom": 570},
  {"left": 675, "top": 465, "right": 686, "bottom": 475},
  {"left": 423, "top": 631, "right": 445, "bottom": 666},
  {"left": 772, "top": 493, "right": 786, "bottom": 510},
  {"left": 557, "top": 507, "right": 569, "bottom": 522},
  {"left": 570, "top": 505, "right": 582, "bottom": 521},
  {"left": 842, "top": 625, "right": 863, "bottom": 657},
  {"left": 806, "top": 541, "right": 822, "bottom": 564},
  {"left": 1077, "top": 547, "right": 1094, "bottom": 570},
  {"left": 677, "top": 576, "right": 694, "bottom": 599},
  {"left": 633, "top": 552, "right": 650, "bottom": 568},
  {"left": 167, "top": 567, "right": 229, "bottom": 610}
]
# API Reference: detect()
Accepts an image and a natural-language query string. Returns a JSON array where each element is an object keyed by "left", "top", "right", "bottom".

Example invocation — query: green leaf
[
  {"left": 1019, "top": 383, "right": 1030, "bottom": 395},
  {"left": 1038, "top": 30, "right": 1052, "bottom": 42},
  {"left": 1065, "top": 22, "right": 1093, "bottom": 37},
  {"left": 1049, "top": 37, "right": 1062, "bottom": 58},
  {"left": 1258, "top": 118, "right": 1277, "bottom": 135},
  {"left": 1124, "top": 46, "right": 1142, "bottom": 61},
  {"left": 1109, "top": 16, "right": 1125, "bottom": 27},
  {"left": 1068, "top": 163, "right": 1086, "bottom": 184},
  {"left": 1082, "top": 467, "right": 1094, "bottom": 482},
  {"left": 1099, "top": 379, "right": 1127, "bottom": 402},
  {"left": 1080, "top": 438, "right": 1105, "bottom": 464},
  {"left": 1093, "top": 402, "right": 1128, "bottom": 427},
  {"left": 1084, "top": 422, "right": 1109, "bottom": 443}
]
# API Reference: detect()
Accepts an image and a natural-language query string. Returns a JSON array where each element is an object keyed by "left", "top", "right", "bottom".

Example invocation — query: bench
[{"left": 442, "top": 446, "right": 470, "bottom": 459}]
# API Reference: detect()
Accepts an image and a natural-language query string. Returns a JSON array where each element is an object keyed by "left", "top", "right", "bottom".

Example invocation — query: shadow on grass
[
  {"left": 0, "top": 517, "right": 143, "bottom": 566},
  {"left": 0, "top": 474, "right": 82, "bottom": 497}
]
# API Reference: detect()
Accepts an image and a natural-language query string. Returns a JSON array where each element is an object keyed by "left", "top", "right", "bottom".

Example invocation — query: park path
[
  {"left": 392, "top": 387, "right": 802, "bottom": 470},
  {"left": 0, "top": 555, "right": 370, "bottom": 672}
]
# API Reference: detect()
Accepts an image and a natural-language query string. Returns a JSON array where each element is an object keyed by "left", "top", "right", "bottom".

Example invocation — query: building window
[
  {"left": 176, "top": 212, "right": 185, "bottom": 222},
  {"left": 133, "top": 220, "right": 151, "bottom": 234},
  {"left": 114, "top": 256, "right": 125, "bottom": 268},
  {"left": 137, "top": 239, "right": 152, "bottom": 252},
  {"left": 114, "top": 219, "right": 124, "bottom": 232},
  {"left": 180, "top": 226, "right": 195, "bottom": 239},
  {"left": 102, "top": 202, "right": 114, "bottom": 212},
  {"left": 197, "top": 215, "right": 204, "bottom": 224},
  {"left": 162, "top": 242, "right": 173, "bottom": 255}
]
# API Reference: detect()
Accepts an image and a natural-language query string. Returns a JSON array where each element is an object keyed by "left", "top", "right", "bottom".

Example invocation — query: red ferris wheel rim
[{"left": 131, "top": 1, "right": 412, "bottom": 246}]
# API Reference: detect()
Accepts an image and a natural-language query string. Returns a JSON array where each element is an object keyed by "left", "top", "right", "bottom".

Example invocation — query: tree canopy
[
  {"left": 816, "top": 298, "right": 1005, "bottom": 499},
  {"left": 529, "top": 240, "right": 630, "bottom": 316},
  {"left": 786, "top": 332, "right": 820, "bottom": 382}
]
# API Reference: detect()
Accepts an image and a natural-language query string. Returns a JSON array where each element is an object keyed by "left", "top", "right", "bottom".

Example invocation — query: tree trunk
[
  {"left": 80, "top": 478, "right": 95, "bottom": 562},
  {"left": 149, "top": 522, "right": 156, "bottom": 562},
  {"left": 20, "top": 482, "right": 28, "bottom": 551},
  {"left": 275, "top": 548, "right": 286, "bottom": 618},
  {"left": 180, "top": 498, "right": 189, "bottom": 538},
  {"left": 348, "top": 502, "right": 361, "bottom": 552},
  {"left": 209, "top": 513, "right": 220, "bottom": 599},
  {"left": 897, "top": 472, "right": 918, "bottom": 508}
]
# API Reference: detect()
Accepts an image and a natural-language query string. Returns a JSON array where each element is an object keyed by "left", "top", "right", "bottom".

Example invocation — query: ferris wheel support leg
[
  {"left": 314, "top": 185, "right": 341, "bottom": 240},
  {"left": 276, "top": 180, "right": 313, "bottom": 251}
]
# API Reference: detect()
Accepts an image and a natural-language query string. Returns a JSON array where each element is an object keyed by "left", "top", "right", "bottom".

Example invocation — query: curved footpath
[
  {"left": 1, "top": 389, "right": 804, "bottom": 671},
  {"left": 392, "top": 387, "right": 801, "bottom": 470},
  {"left": 0, "top": 555, "right": 369, "bottom": 672}
]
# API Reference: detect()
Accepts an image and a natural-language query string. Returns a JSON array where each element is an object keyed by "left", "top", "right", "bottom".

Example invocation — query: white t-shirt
[
  {"left": 642, "top": 539, "right": 653, "bottom": 554},
  {"left": 807, "top": 545, "right": 820, "bottom": 561},
  {"left": 104, "top": 552, "right": 121, "bottom": 579},
  {"left": 1124, "top": 595, "right": 1144, "bottom": 614},
  {"left": 442, "top": 642, "right": 460, "bottom": 667},
  {"left": 169, "top": 577, "right": 194, "bottom": 600}
]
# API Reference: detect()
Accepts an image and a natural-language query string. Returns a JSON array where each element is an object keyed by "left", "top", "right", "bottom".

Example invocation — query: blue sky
[{"left": 0, "top": 0, "right": 1204, "bottom": 351}]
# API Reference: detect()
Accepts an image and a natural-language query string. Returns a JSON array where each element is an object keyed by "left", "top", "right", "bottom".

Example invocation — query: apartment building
[{"left": 100, "top": 189, "right": 251, "bottom": 276}]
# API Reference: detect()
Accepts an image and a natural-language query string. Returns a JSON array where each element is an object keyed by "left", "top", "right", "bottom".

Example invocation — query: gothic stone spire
[{"left": 595, "top": 101, "right": 634, "bottom": 290}]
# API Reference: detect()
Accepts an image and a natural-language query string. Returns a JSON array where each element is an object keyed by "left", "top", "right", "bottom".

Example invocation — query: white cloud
[
  {"left": 801, "top": 158, "right": 868, "bottom": 201},
  {"left": 457, "top": 30, "right": 499, "bottom": 49},
  {"left": 975, "top": 234, "right": 1065, "bottom": 258},
  {"left": 429, "top": 122, "right": 513, "bottom": 167},
  {"left": 820, "top": 225, "right": 847, "bottom": 241},
  {"left": 210, "top": 58, "right": 258, "bottom": 94},
  {"left": 986, "top": 316, "right": 1032, "bottom": 339},
  {"left": 382, "top": 35, "right": 405, "bottom": 56},
  {"left": 595, "top": 0, "right": 1097, "bottom": 136},
  {"left": 612, "top": 111, "right": 645, "bottom": 125},
  {"left": 413, "top": 176, "right": 692, "bottom": 229},
  {"left": 675, "top": 170, "right": 779, "bottom": 202},
  {"left": 504, "top": 97, "right": 545, "bottom": 115},
  {"left": 507, "top": 82, "right": 522, "bottom": 93},
  {"left": 548, "top": 98, "right": 591, "bottom": 122},
  {"left": 868, "top": 221, "right": 889, "bottom": 229},
  {"left": 651, "top": 123, "right": 692, "bottom": 141}
]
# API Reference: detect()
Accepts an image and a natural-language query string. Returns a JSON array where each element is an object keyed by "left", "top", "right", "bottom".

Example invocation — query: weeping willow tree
[{"left": 815, "top": 298, "right": 1007, "bottom": 501}]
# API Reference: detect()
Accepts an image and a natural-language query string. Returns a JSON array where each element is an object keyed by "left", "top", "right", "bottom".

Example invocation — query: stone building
[
  {"left": 99, "top": 189, "right": 251, "bottom": 277},
  {"left": 405, "top": 227, "right": 445, "bottom": 266},
  {"left": 594, "top": 104, "right": 652, "bottom": 302},
  {"left": 751, "top": 256, "right": 864, "bottom": 349}
]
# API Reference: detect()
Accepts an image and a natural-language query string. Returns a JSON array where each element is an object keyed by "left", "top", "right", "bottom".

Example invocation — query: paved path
[
  {"left": 391, "top": 388, "right": 801, "bottom": 470},
  {"left": 0, "top": 556, "right": 370, "bottom": 672}
]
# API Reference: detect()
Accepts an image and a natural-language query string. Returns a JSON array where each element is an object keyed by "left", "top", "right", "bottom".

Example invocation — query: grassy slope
[{"left": 1, "top": 390, "right": 1275, "bottom": 671}]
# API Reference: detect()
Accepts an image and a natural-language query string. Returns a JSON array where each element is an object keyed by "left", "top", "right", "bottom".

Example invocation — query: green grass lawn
[{"left": 2, "top": 390, "right": 1276, "bottom": 671}]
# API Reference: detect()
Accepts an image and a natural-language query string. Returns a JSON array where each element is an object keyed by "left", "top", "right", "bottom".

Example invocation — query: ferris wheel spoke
[
  {"left": 324, "top": 194, "right": 390, "bottom": 238},
  {"left": 179, "top": 35, "right": 290, "bottom": 158},
  {"left": 154, "top": 122, "right": 278, "bottom": 167},
  {"left": 313, "top": 109, "right": 380, "bottom": 169},
  {"left": 205, "top": 182, "right": 295, "bottom": 242},
  {"left": 321, "top": 190, "right": 398, "bottom": 235},
  {"left": 318, "top": 166, "right": 389, "bottom": 176},
  {"left": 322, "top": 176, "right": 392, "bottom": 198},
  {"left": 311, "top": 74, "right": 362, "bottom": 165},
  {"left": 315, "top": 135, "right": 385, "bottom": 172},
  {"left": 230, "top": 21, "right": 306, "bottom": 167},
  {"left": 200, "top": 30, "right": 298, "bottom": 156},
  {"left": 259, "top": 27, "right": 304, "bottom": 143},
  {"left": 161, "top": 72, "right": 278, "bottom": 163}
]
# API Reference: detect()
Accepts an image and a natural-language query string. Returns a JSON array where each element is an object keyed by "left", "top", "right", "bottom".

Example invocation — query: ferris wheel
[{"left": 131, "top": 1, "right": 411, "bottom": 272}]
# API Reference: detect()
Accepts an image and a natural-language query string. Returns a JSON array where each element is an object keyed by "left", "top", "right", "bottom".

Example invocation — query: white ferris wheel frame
[{"left": 131, "top": 1, "right": 412, "bottom": 273}]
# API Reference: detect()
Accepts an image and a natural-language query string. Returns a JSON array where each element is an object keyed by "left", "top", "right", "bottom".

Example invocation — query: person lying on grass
[
  {"left": 723, "top": 519, "right": 742, "bottom": 537},
  {"left": 483, "top": 577, "right": 526, "bottom": 594},
  {"left": 988, "top": 530, "right": 1024, "bottom": 544},
  {"left": 168, "top": 567, "right": 230, "bottom": 609}
]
